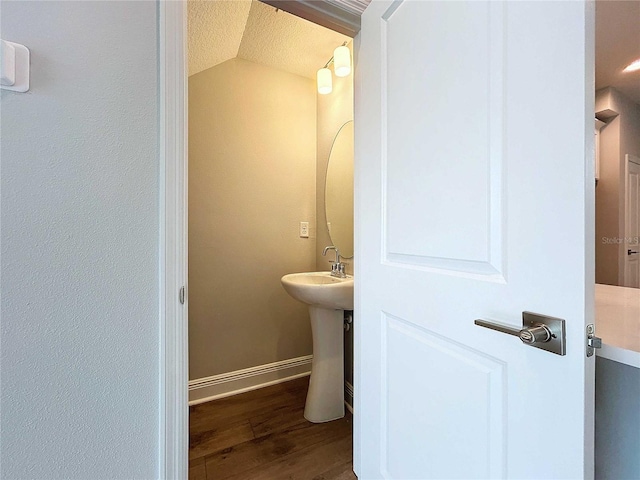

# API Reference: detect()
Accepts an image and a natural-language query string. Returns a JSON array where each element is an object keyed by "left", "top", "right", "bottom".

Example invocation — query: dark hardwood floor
[{"left": 189, "top": 376, "right": 357, "bottom": 480}]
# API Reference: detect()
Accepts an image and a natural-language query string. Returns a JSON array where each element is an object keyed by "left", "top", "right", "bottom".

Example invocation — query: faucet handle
[{"left": 336, "top": 263, "right": 347, "bottom": 278}]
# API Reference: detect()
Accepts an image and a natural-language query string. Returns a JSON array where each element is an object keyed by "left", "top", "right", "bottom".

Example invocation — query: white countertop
[{"left": 595, "top": 284, "right": 640, "bottom": 368}]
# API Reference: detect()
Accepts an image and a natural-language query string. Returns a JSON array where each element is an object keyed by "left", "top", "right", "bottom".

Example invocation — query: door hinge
[
  {"left": 586, "top": 324, "right": 601, "bottom": 357},
  {"left": 179, "top": 286, "right": 185, "bottom": 305}
]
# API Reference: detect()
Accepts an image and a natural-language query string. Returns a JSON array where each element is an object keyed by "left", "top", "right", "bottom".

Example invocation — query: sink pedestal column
[{"left": 304, "top": 305, "right": 345, "bottom": 423}]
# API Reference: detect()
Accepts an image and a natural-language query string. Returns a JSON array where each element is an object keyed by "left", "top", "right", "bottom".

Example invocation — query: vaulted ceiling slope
[
  {"left": 188, "top": 0, "right": 251, "bottom": 77},
  {"left": 188, "top": 0, "right": 350, "bottom": 78}
]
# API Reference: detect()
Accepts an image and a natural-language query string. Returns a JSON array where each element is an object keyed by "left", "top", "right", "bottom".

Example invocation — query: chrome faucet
[{"left": 322, "top": 245, "right": 347, "bottom": 278}]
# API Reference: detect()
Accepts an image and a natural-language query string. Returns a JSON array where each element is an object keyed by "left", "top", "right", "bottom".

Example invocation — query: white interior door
[
  {"left": 354, "top": 1, "right": 595, "bottom": 478},
  {"left": 624, "top": 155, "right": 640, "bottom": 288}
]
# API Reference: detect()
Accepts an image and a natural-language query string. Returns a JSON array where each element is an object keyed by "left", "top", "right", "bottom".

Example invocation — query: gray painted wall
[
  {"left": 1, "top": 2, "right": 159, "bottom": 478},
  {"left": 595, "top": 357, "right": 640, "bottom": 479}
]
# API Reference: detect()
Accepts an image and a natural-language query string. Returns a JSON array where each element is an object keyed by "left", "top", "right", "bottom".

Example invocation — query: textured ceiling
[
  {"left": 238, "top": 1, "right": 351, "bottom": 79},
  {"left": 188, "top": 0, "right": 252, "bottom": 77},
  {"left": 188, "top": 0, "right": 640, "bottom": 105},
  {"left": 188, "top": 0, "right": 350, "bottom": 79},
  {"left": 596, "top": 0, "right": 640, "bottom": 104}
]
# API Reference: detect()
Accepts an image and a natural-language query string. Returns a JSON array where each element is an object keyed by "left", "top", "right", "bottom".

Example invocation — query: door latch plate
[{"left": 586, "top": 324, "right": 601, "bottom": 357}]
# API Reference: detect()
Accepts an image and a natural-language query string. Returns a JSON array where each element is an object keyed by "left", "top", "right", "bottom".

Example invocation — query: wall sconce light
[
  {"left": 333, "top": 45, "right": 351, "bottom": 77},
  {"left": 317, "top": 42, "right": 351, "bottom": 95},
  {"left": 317, "top": 67, "right": 333, "bottom": 95},
  {"left": 623, "top": 58, "right": 640, "bottom": 73}
]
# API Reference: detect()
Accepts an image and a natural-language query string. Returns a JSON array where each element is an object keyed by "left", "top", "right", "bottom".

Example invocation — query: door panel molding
[
  {"left": 381, "top": 313, "right": 506, "bottom": 479},
  {"left": 380, "top": 1, "right": 506, "bottom": 280}
]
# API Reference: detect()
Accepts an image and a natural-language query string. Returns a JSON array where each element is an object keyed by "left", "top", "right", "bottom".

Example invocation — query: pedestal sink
[{"left": 281, "top": 272, "right": 353, "bottom": 423}]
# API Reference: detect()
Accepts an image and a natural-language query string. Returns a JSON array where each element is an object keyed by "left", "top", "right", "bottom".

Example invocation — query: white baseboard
[
  {"left": 345, "top": 381, "right": 354, "bottom": 413},
  {"left": 188, "top": 355, "right": 313, "bottom": 405},
  {"left": 345, "top": 402, "right": 354, "bottom": 414}
]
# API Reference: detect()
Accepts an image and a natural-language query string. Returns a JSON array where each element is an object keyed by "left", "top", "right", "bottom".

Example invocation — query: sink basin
[
  {"left": 281, "top": 272, "right": 354, "bottom": 310},
  {"left": 280, "top": 271, "right": 354, "bottom": 423}
]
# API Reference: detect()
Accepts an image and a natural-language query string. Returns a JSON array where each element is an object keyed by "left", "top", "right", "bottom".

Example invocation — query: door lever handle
[
  {"left": 474, "top": 319, "right": 551, "bottom": 344},
  {"left": 628, "top": 249, "right": 638, "bottom": 255},
  {"left": 474, "top": 312, "right": 566, "bottom": 356}
]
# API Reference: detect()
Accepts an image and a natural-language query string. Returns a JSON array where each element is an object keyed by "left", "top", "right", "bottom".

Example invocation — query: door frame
[
  {"left": 159, "top": 1, "right": 188, "bottom": 479},
  {"left": 622, "top": 154, "right": 640, "bottom": 287},
  {"left": 157, "top": 1, "right": 595, "bottom": 478},
  {"left": 157, "top": 1, "right": 360, "bottom": 478}
]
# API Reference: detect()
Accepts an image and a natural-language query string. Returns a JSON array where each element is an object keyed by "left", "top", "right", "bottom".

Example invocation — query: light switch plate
[
  {"left": 0, "top": 40, "right": 29, "bottom": 93},
  {"left": 0, "top": 40, "right": 16, "bottom": 86}
]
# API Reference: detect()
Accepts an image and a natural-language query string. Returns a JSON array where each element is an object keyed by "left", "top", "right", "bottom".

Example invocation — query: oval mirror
[{"left": 325, "top": 120, "right": 354, "bottom": 259}]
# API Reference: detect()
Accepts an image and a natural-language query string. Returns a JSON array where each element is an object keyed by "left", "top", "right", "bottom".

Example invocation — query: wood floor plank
[
  {"left": 248, "top": 402, "right": 307, "bottom": 438},
  {"left": 189, "top": 457, "right": 207, "bottom": 480},
  {"left": 190, "top": 377, "right": 308, "bottom": 435},
  {"left": 221, "top": 434, "right": 353, "bottom": 480},
  {"left": 190, "top": 377, "right": 355, "bottom": 479},
  {"left": 312, "top": 460, "right": 358, "bottom": 480},
  {"left": 204, "top": 416, "right": 351, "bottom": 479},
  {"left": 189, "top": 420, "right": 255, "bottom": 460}
]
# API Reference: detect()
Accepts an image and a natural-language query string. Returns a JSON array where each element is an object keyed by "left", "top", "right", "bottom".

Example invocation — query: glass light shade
[
  {"left": 333, "top": 45, "right": 351, "bottom": 77},
  {"left": 317, "top": 67, "right": 332, "bottom": 94}
]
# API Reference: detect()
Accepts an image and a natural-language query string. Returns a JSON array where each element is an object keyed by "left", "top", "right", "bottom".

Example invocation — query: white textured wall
[{"left": 1, "top": 2, "right": 159, "bottom": 479}]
